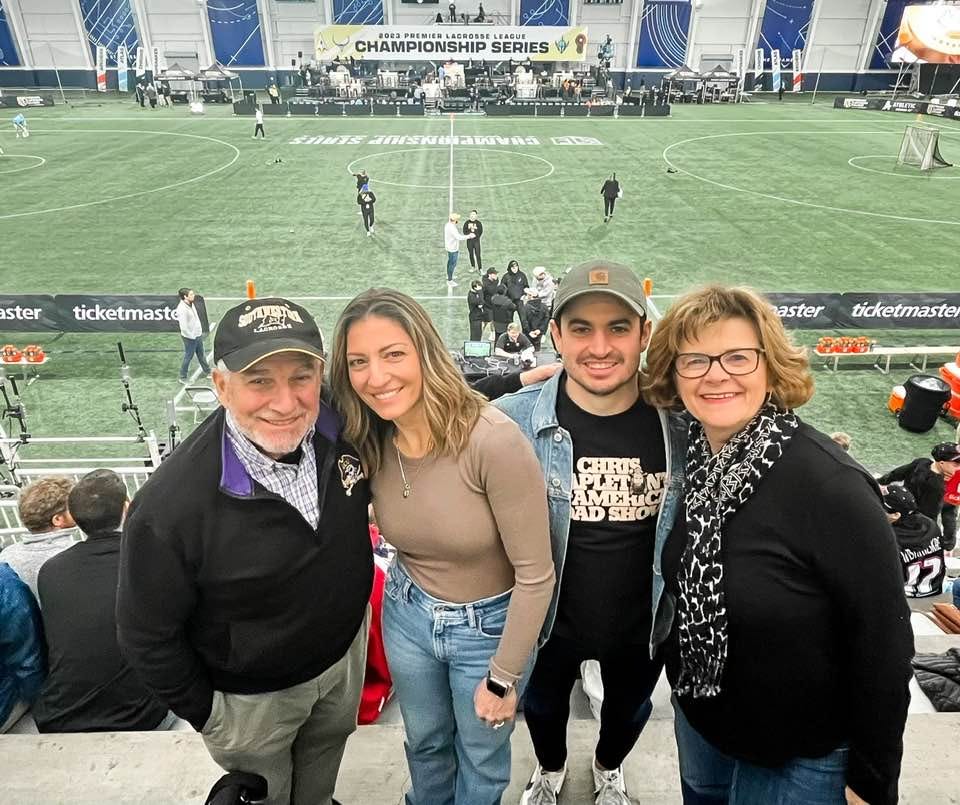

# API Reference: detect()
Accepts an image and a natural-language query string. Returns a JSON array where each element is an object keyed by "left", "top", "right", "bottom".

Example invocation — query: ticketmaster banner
[
  {"left": 0, "top": 295, "right": 209, "bottom": 333},
  {"left": 315, "top": 24, "right": 588, "bottom": 62},
  {"left": 765, "top": 293, "right": 960, "bottom": 330}
]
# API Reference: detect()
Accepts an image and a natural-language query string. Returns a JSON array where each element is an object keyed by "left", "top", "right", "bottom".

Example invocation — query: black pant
[
  {"left": 523, "top": 634, "right": 663, "bottom": 771},
  {"left": 254, "top": 123, "right": 265, "bottom": 138},
  {"left": 269, "top": 94, "right": 280, "bottom": 104},
  {"left": 603, "top": 196, "right": 616, "bottom": 217},
  {"left": 467, "top": 237, "right": 482, "bottom": 270},
  {"left": 469, "top": 319, "right": 483, "bottom": 341},
  {"left": 361, "top": 207, "right": 375, "bottom": 231}
]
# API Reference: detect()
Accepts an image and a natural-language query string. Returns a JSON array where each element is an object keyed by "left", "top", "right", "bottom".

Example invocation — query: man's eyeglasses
[{"left": 673, "top": 348, "right": 765, "bottom": 379}]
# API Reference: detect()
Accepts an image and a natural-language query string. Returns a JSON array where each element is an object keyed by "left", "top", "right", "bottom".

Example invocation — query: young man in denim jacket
[{"left": 495, "top": 259, "right": 685, "bottom": 805}]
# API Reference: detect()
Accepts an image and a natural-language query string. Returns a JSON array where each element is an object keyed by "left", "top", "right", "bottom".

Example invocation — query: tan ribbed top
[{"left": 371, "top": 406, "right": 555, "bottom": 681}]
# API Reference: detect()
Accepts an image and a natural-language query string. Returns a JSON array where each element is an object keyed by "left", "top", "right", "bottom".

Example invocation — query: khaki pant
[{"left": 202, "top": 607, "right": 370, "bottom": 805}]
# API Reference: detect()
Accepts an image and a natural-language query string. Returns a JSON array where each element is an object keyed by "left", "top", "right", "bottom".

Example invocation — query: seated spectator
[
  {"left": 523, "top": 296, "right": 551, "bottom": 352},
  {"left": 0, "top": 562, "right": 46, "bottom": 733},
  {"left": 2, "top": 477, "right": 77, "bottom": 599},
  {"left": 495, "top": 323, "right": 535, "bottom": 366},
  {"left": 882, "top": 486, "right": 945, "bottom": 598},
  {"left": 32, "top": 469, "right": 170, "bottom": 733},
  {"left": 878, "top": 442, "right": 959, "bottom": 552}
]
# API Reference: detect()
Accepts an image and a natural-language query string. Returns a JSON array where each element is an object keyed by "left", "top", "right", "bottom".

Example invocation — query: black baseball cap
[
  {"left": 931, "top": 442, "right": 960, "bottom": 463},
  {"left": 214, "top": 297, "right": 325, "bottom": 372},
  {"left": 882, "top": 486, "right": 917, "bottom": 516},
  {"left": 552, "top": 259, "right": 647, "bottom": 320}
]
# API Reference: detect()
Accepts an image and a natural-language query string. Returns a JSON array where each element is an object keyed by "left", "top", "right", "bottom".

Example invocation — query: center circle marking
[
  {"left": 847, "top": 154, "right": 960, "bottom": 180},
  {"left": 0, "top": 154, "right": 46, "bottom": 175},
  {"left": 346, "top": 147, "right": 555, "bottom": 189}
]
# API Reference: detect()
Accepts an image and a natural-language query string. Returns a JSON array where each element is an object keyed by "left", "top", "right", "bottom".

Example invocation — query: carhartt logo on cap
[
  {"left": 238, "top": 303, "right": 304, "bottom": 334},
  {"left": 588, "top": 269, "right": 610, "bottom": 286}
]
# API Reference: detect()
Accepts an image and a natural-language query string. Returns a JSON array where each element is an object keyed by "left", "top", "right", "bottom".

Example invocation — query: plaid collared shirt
[{"left": 225, "top": 411, "right": 320, "bottom": 529}]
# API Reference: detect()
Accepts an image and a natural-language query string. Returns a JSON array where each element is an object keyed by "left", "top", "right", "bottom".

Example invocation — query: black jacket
[
  {"left": 117, "top": 404, "right": 373, "bottom": 731},
  {"left": 524, "top": 298, "right": 550, "bottom": 337},
  {"left": 892, "top": 510, "right": 945, "bottom": 597},
  {"left": 357, "top": 190, "right": 376, "bottom": 210},
  {"left": 601, "top": 178, "right": 620, "bottom": 199},
  {"left": 503, "top": 269, "right": 529, "bottom": 304},
  {"left": 467, "top": 289, "right": 486, "bottom": 322},
  {"left": 482, "top": 277, "right": 503, "bottom": 308},
  {"left": 912, "top": 649, "right": 960, "bottom": 713},
  {"left": 878, "top": 458, "right": 957, "bottom": 550},
  {"left": 34, "top": 530, "right": 168, "bottom": 732},
  {"left": 490, "top": 293, "right": 516, "bottom": 327}
]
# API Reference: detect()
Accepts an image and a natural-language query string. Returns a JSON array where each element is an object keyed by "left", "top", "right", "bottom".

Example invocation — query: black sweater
[
  {"left": 467, "top": 289, "right": 486, "bottom": 322},
  {"left": 662, "top": 422, "right": 912, "bottom": 805},
  {"left": 34, "top": 531, "right": 168, "bottom": 733},
  {"left": 117, "top": 405, "right": 374, "bottom": 731},
  {"left": 503, "top": 269, "right": 529, "bottom": 304},
  {"left": 878, "top": 458, "right": 957, "bottom": 550}
]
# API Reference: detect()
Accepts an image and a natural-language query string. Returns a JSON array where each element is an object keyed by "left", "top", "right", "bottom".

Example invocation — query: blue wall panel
[
  {"left": 333, "top": 0, "right": 384, "bottom": 25},
  {"left": 637, "top": 0, "right": 691, "bottom": 69},
  {"left": 78, "top": 0, "right": 139, "bottom": 67},
  {"left": 207, "top": 0, "right": 266, "bottom": 67},
  {"left": 756, "top": 0, "right": 813, "bottom": 67},
  {"left": 0, "top": 1, "right": 20, "bottom": 66},
  {"left": 519, "top": 0, "right": 569, "bottom": 27}
]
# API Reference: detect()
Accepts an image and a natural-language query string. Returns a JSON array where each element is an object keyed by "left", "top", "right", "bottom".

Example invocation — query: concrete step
[{"left": 2, "top": 714, "right": 959, "bottom": 804}]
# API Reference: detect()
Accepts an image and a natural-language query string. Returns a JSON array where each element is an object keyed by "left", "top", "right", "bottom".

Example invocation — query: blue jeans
[
  {"left": 180, "top": 336, "right": 210, "bottom": 379},
  {"left": 383, "top": 562, "right": 532, "bottom": 805},
  {"left": 674, "top": 698, "right": 849, "bottom": 805},
  {"left": 446, "top": 250, "right": 459, "bottom": 281}
]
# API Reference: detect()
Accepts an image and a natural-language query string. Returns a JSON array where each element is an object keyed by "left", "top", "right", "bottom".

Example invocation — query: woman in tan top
[{"left": 330, "top": 288, "right": 554, "bottom": 804}]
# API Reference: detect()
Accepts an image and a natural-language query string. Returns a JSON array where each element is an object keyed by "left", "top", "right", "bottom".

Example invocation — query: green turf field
[{"left": 0, "top": 95, "right": 958, "bottom": 473}]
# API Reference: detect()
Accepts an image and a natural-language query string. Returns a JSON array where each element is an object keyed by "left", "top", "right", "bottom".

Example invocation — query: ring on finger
[{"left": 492, "top": 721, "right": 505, "bottom": 730}]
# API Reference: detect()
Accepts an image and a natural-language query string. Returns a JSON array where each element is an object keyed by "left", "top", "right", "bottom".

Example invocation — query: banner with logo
[
  {"left": 754, "top": 47, "right": 764, "bottom": 77},
  {"left": 151, "top": 45, "right": 160, "bottom": 76},
  {"left": 0, "top": 95, "right": 55, "bottom": 108},
  {"left": 96, "top": 45, "right": 108, "bottom": 92},
  {"left": 0, "top": 295, "right": 209, "bottom": 334},
  {"left": 314, "top": 24, "right": 589, "bottom": 62},
  {"left": 792, "top": 48, "right": 803, "bottom": 91},
  {"left": 117, "top": 45, "right": 129, "bottom": 93},
  {"left": 925, "top": 102, "right": 960, "bottom": 120},
  {"left": 135, "top": 46, "right": 145, "bottom": 76},
  {"left": 765, "top": 292, "right": 960, "bottom": 330},
  {"left": 771, "top": 48, "right": 782, "bottom": 93}
]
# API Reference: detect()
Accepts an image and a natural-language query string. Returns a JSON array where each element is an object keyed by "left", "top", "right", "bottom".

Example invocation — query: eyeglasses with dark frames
[{"left": 673, "top": 348, "right": 765, "bottom": 379}]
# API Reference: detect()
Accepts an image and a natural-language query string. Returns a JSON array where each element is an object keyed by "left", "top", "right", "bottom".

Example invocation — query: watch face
[{"left": 486, "top": 676, "right": 508, "bottom": 698}]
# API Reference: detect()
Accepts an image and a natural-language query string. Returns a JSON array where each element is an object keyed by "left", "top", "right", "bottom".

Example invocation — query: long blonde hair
[{"left": 329, "top": 288, "right": 487, "bottom": 476}]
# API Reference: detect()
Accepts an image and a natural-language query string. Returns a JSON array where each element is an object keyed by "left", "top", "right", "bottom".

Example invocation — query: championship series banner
[
  {"left": 0, "top": 295, "right": 210, "bottom": 334},
  {"left": 315, "top": 25, "right": 589, "bottom": 62}
]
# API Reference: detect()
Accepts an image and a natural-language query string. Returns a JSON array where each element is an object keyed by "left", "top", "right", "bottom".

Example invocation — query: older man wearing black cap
[
  {"left": 117, "top": 297, "right": 373, "bottom": 805},
  {"left": 494, "top": 260, "right": 686, "bottom": 805}
]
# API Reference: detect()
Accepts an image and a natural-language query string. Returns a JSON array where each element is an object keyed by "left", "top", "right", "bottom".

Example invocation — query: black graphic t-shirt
[{"left": 552, "top": 378, "right": 666, "bottom": 650}]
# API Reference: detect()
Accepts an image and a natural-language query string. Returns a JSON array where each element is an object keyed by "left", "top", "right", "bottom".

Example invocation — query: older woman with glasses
[{"left": 644, "top": 285, "right": 912, "bottom": 805}]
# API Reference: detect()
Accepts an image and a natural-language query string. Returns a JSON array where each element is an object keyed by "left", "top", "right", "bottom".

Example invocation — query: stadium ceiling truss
[
  {"left": 638, "top": 0, "right": 691, "bottom": 69},
  {"left": 206, "top": 0, "right": 267, "bottom": 67},
  {"left": 520, "top": 0, "right": 570, "bottom": 28},
  {"left": 333, "top": 0, "right": 385, "bottom": 27},
  {"left": 78, "top": 0, "right": 140, "bottom": 66}
]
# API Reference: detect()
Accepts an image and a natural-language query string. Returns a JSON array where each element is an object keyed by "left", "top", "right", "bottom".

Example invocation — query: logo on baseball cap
[
  {"left": 931, "top": 442, "right": 960, "bottom": 463},
  {"left": 214, "top": 297, "right": 325, "bottom": 372},
  {"left": 552, "top": 259, "right": 647, "bottom": 320}
]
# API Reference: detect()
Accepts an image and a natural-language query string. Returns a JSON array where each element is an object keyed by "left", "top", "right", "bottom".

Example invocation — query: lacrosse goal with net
[{"left": 896, "top": 124, "right": 952, "bottom": 171}]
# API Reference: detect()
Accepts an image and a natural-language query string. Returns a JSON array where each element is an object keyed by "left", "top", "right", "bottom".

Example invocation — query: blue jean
[
  {"left": 446, "top": 250, "right": 459, "bottom": 281},
  {"left": 383, "top": 561, "right": 532, "bottom": 805},
  {"left": 673, "top": 698, "right": 849, "bottom": 805},
  {"left": 180, "top": 336, "right": 210, "bottom": 379}
]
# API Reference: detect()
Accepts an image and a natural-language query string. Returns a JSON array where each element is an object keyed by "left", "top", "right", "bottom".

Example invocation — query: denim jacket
[{"left": 494, "top": 371, "right": 687, "bottom": 658}]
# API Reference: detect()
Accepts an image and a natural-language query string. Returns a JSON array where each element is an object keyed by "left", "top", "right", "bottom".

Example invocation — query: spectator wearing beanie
[{"left": 881, "top": 486, "right": 945, "bottom": 598}]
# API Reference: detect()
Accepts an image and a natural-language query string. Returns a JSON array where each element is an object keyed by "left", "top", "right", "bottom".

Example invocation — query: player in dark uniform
[{"left": 357, "top": 183, "right": 376, "bottom": 236}]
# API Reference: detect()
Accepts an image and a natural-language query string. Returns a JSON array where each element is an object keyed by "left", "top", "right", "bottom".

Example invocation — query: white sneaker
[
  {"left": 447, "top": 280, "right": 458, "bottom": 287},
  {"left": 592, "top": 762, "right": 631, "bottom": 805},
  {"left": 520, "top": 764, "right": 566, "bottom": 805}
]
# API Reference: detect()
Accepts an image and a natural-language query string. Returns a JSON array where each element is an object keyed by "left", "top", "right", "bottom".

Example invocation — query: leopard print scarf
[{"left": 674, "top": 403, "right": 799, "bottom": 698}]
